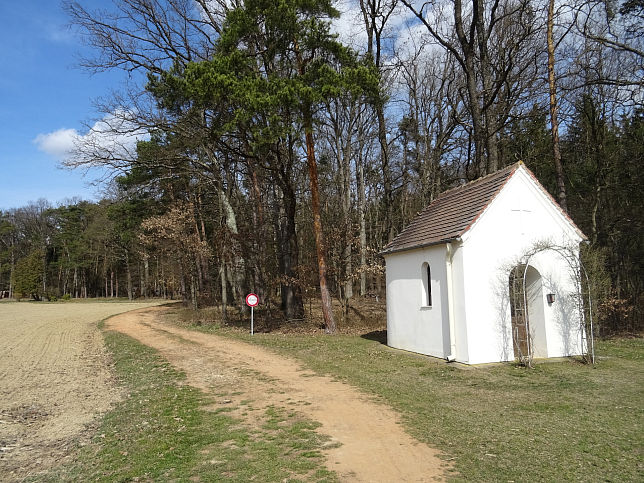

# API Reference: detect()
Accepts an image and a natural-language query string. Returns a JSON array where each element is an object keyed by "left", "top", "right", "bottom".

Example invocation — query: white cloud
[
  {"left": 33, "top": 128, "right": 79, "bottom": 159},
  {"left": 34, "top": 110, "right": 149, "bottom": 168},
  {"left": 84, "top": 111, "right": 147, "bottom": 154},
  {"left": 331, "top": 0, "right": 368, "bottom": 52}
]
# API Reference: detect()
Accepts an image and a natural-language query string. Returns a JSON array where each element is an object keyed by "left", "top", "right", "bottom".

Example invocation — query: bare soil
[
  {"left": 106, "top": 306, "right": 449, "bottom": 482},
  {"left": 0, "top": 301, "right": 162, "bottom": 482}
]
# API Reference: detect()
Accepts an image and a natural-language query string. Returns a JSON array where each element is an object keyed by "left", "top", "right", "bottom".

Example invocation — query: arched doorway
[{"left": 509, "top": 265, "right": 547, "bottom": 362}]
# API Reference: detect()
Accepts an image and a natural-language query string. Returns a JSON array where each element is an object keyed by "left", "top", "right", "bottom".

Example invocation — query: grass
[
  {"left": 173, "top": 311, "right": 643, "bottom": 482},
  {"left": 40, "top": 327, "right": 336, "bottom": 482}
]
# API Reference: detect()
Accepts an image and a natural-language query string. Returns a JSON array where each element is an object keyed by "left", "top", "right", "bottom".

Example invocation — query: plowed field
[{"left": 0, "top": 301, "right": 162, "bottom": 481}]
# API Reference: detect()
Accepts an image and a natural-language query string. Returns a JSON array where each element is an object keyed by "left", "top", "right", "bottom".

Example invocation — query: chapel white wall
[
  {"left": 460, "top": 168, "right": 585, "bottom": 364},
  {"left": 448, "top": 242, "right": 469, "bottom": 363},
  {"left": 385, "top": 245, "right": 449, "bottom": 358},
  {"left": 530, "top": 250, "right": 586, "bottom": 357}
]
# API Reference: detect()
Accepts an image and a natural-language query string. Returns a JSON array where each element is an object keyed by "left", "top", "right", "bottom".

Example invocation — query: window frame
[{"left": 421, "top": 262, "right": 432, "bottom": 307}]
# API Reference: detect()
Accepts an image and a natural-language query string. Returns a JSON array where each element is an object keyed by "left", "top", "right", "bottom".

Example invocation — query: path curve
[{"left": 106, "top": 306, "right": 448, "bottom": 482}]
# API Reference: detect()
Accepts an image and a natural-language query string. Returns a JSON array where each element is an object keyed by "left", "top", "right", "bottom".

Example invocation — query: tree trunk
[
  {"left": 358, "top": 158, "right": 367, "bottom": 297},
  {"left": 332, "top": 103, "right": 354, "bottom": 305},
  {"left": 191, "top": 272, "right": 198, "bottom": 310},
  {"left": 342, "top": 135, "right": 353, "bottom": 303},
  {"left": 42, "top": 247, "right": 47, "bottom": 296},
  {"left": 303, "top": 105, "right": 336, "bottom": 334},
  {"left": 125, "top": 253, "right": 133, "bottom": 301},
  {"left": 220, "top": 257, "right": 228, "bottom": 321},
  {"left": 218, "top": 187, "right": 245, "bottom": 309},
  {"left": 57, "top": 263, "right": 62, "bottom": 296},
  {"left": 248, "top": 166, "right": 265, "bottom": 302},
  {"left": 144, "top": 257, "right": 149, "bottom": 298},
  {"left": 475, "top": 0, "right": 499, "bottom": 173},
  {"left": 189, "top": 204, "right": 205, "bottom": 292},
  {"left": 9, "top": 243, "right": 14, "bottom": 299},
  {"left": 196, "top": 194, "right": 211, "bottom": 291},
  {"left": 547, "top": 0, "right": 568, "bottom": 212},
  {"left": 139, "top": 261, "right": 144, "bottom": 298},
  {"left": 377, "top": 106, "right": 394, "bottom": 243},
  {"left": 455, "top": 0, "right": 486, "bottom": 177},
  {"left": 273, "top": 176, "right": 304, "bottom": 320}
]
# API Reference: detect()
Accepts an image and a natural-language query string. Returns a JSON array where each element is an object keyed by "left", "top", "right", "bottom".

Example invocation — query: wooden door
[{"left": 510, "top": 266, "right": 530, "bottom": 359}]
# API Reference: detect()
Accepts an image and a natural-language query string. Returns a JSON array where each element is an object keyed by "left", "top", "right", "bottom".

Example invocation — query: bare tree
[
  {"left": 574, "top": 0, "right": 644, "bottom": 101},
  {"left": 359, "top": 0, "right": 399, "bottom": 243},
  {"left": 140, "top": 202, "right": 211, "bottom": 308},
  {"left": 395, "top": 45, "right": 461, "bottom": 206},
  {"left": 546, "top": 0, "right": 568, "bottom": 211},
  {"left": 401, "top": 0, "right": 541, "bottom": 176},
  {"left": 65, "top": 0, "right": 228, "bottom": 74}
]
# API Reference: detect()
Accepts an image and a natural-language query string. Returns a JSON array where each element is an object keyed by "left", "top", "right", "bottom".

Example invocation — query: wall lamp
[{"left": 546, "top": 293, "right": 556, "bottom": 304}]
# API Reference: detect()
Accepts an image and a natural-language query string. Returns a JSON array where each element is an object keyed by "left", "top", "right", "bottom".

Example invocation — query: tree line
[{"left": 1, "top": 0, "right": 641, "bottom": 334}]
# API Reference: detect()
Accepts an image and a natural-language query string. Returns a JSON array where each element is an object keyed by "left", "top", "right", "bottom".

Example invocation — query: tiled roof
[{"left": 382, "top": 163, "right": 519, "bottom": 254}]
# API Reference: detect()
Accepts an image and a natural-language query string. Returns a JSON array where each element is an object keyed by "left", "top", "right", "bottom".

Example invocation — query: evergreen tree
[
  {"left": 148, "top": 0, "right": 378, "bottom": 332},
  {"left": 13, "top": 249, "right": 44, "bottom": 301}
]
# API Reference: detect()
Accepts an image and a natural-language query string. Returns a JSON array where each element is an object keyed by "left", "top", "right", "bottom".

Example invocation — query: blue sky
[
  {"left": 0, "top": 1, "right": 418, "bottom": 212},
  {"left": 0, "top": 1, "right": 128, "bottom": 211}
]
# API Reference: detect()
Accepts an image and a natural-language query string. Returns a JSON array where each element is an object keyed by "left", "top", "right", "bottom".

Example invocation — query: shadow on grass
[{"left": 360, "top": 330, "right": 387, "bottom": 344}]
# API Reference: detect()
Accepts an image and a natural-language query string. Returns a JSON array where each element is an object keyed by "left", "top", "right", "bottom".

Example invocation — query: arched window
[{"left": 421, "top": 262, "right": 432, "bottom": 307}]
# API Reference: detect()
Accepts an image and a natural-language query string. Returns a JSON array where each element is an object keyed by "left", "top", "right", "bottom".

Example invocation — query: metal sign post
[{"left": 245, "top": 293, "right": 258, "bottom": 335}]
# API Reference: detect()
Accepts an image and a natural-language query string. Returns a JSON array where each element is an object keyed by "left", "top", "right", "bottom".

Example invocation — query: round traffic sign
[{"left": 246, "top": 293, "right": 259, "bottom": 307}]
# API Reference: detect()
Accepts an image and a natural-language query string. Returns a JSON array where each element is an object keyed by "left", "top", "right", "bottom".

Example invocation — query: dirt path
[
  {"left": 0, "top": 301, "right": 163, "bottom": 481},
  {"left": 106, "top": 306, "right": 448, "bottom": 482}
]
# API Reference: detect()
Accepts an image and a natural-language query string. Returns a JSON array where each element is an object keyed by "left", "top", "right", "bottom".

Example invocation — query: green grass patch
[
  {"left": 40, "top": 329, "right": 336, "bottom": 482},
  {"left": 178, "top": 316, "right": 643, "bottom": 482}
]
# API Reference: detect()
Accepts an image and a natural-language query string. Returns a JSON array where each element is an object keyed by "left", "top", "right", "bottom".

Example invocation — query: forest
[{"left": 0, "top": 0, "right": 641, "bottom": 334}]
